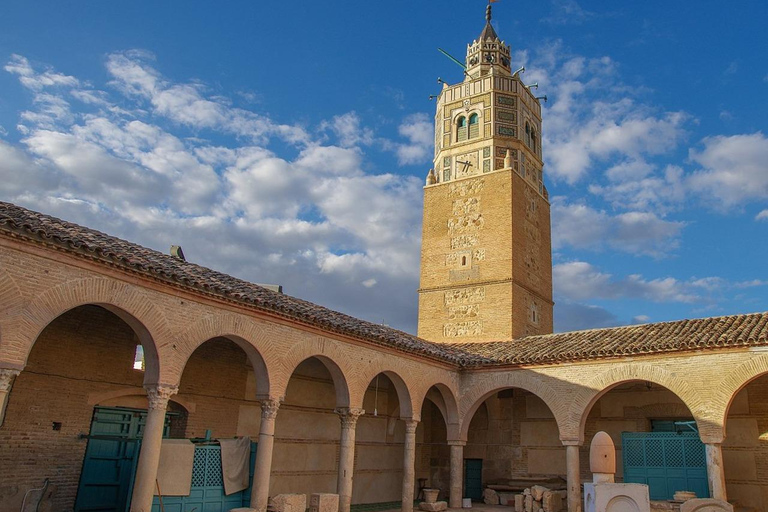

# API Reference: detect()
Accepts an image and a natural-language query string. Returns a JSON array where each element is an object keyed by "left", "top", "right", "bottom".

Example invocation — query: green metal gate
[
  {"left": 151, "top": 443, "right": 257, "bottom": 512},
  {"left": 464, "top": 459, "right": 483, "bottom": 501},
  {"left": 621, "top": 432, "right": 709, "bottom": 500},
  {"left": 74, "top": 407, "right": 171, "bottom": 512}
]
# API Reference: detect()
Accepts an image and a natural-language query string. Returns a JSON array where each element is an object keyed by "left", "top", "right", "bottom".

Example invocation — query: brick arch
[
  {"left": 277, "top": 339, "right": 355, "bottom": 408},
  {"left": 459, "top": 370, "right": 568, "bottom": 441},
  {"left": 571, "top": 364, "right": 706, "bottom": 443},
  {"left": 413, "top": 377, "right": 460, "bottom": 425},
  {"left": 4, "top": 277, "right": 171, "bottom": 385},
  {"left": 0, "top": 267, "right": 23, "bottom": 369},
  {"left": 171, "top": 313, "right": 276, "bottom": 397},
  {"left": 355, "top": 365, "right": 414, "bottom": 419},
  {"left": 715, "top": 354, "right": 768, "bottom": 436},
  {"left": 422, "top": 383, "right": 461, "bottom": 440}
]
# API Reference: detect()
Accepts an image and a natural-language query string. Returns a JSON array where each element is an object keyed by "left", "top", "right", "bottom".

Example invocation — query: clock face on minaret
[{"left": 418, "top": 3, "right": 553, "bottom": 344}]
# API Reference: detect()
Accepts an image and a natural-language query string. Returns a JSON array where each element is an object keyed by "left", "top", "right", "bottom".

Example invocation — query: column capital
[
  {"left": 145, "top": 383, "right": 178, "bottom": 410},
  {"left": 561, "top": 439, "right": 582, "bottom": 447},
  {"left": 447, "top": 440, "right": 466, "bottom": 447},
  {"left": 0, "top": 369, "right": 21, "bottom": 392},
  {"left": 260, "top": 397, "right": 282, "bottom": 419},
  {"left": 701, "top": 436, "right": 724, "bottom": 445},
  {"left": 335, "top": 407, "right": 365, "bottom": 429},
  {"left": 403, "top": 418, "right": 419, "bottom": 434}
]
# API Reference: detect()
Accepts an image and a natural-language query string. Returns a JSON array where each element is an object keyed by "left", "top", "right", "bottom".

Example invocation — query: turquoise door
[
  {"left": 75, "top": 407, "right": 172, "bottom": 512},
  {"left": 464, "top": 459, "right": 483, "bottom": 501},
  {"left": 75, "top": 407, "right": 171, "bottom": 512},
  {"left": 622, "top": 432, "right": 709, "bottom": 500}
]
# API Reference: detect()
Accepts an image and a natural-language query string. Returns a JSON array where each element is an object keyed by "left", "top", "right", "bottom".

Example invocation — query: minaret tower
[{"left": 418, "top": 4, "right": 553, "bottom": 343}]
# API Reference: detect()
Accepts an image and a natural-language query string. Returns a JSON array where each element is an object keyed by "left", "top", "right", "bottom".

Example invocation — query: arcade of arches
[{"left": 1, "top": 228, "right": 768, "bottom": 512}]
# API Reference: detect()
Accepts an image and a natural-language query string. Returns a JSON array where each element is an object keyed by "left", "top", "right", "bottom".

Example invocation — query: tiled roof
[
  {"left": 0, "top": 201, "right": 491, "bottom": 367},
  {"left": 2, "top": 201, "right": 766, "bottom": 369},
  {"left": 449, "top": 312, "right": 768, "bottom": 367}
]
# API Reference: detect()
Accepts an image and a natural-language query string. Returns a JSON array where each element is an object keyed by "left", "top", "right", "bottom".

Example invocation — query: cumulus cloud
[
  {"left": 757, "top": 210, "right": 768, "bottom": 221},
  {"left": 390, "top": 113, "right": 433, "bottom": 165},
  {"left": 551, "top": 198, "right": 685, "bottom": 256},
  {"left": 1, "top": 52, "right": 426, "bottom": 332},
  {"left": 553, "top": 261, "right": 705, "bottom": 303},
  {"left": 687, "top": 132, "right": 768, "bottom": 207}
]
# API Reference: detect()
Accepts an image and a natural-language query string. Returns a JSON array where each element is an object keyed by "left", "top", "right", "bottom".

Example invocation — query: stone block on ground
[
  {"left": 272, "top": 494, "right": 307, "bottom": 512},
  {"left": 532, "top": 501, "right": 542, "bottom": 512},
  {"left": 542, "top": 490, "right": 562, "bottom": 512},
  {"left": 514, "top": 494, "right": 524, "bottom": 512},
  {"left": 498, "top": 492, "right": 516, "bottom": 505},
  {"left": 419, "top": 501, "right": 448, "bottom": 512},
  {"left": 483, "top": 488, "right": 500, "bottom": 505},
  {"left": 524, "top": 494, "right": 533, "bottom": 512},
  {"left": 530, "top": 486, "right": 549, "bottom": 501},
  {"left": 309, "top": 493, "right": 339, "bottom": 512},
  {"left": 679, "top": 499, "right": 734, "bottom": 512}
]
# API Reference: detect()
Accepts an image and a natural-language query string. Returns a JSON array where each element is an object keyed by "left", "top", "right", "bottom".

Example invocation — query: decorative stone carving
[
  {"left": 260, "top": 398, "right": 281, "bottom": 420},
  {"left": 443, "top": 321, "right": 483, "bottom": 338},
  {"left": 424, "top": 489, "right": 440, "bottom": 504},
  {"left": 145, "top": 384, "right": 178, "bottom": 411},
  {"left": 450, "top": 235, "right": 478, "bottom": 249},
  {"left": 448, "top": 304, "right": 479, "bottom": 320},
  {"left": 448, "top": 214, "right": 485, "bottom": 235},
  {"left": 482, "top": 488, "right": 499, "bottom": 505},
  {"left": 335, "top": 407, "right": 365, "bottom": 429},
  {"left": 452, "top": 197, "right": 480, "bottom": 216},
  {"left": 473, "top": 249, "right": 486, "bottom": 261},
  {"left": 584, "top": 431, "right": 650, "bottom": 512},
  {"left": 679, "top": 498, "right": 733, "bottom": 512},
  {"left": 448, "top": 179, "right": 484, "bottom": 198},
  {"left": 444, "top": 287, "right": 485, "bottom": 306}
]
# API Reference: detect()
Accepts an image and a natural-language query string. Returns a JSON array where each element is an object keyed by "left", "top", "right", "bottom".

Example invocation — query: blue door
[
  {"left": 464, "top": 459, "right": 483, "bottom": 501},
  {"left": 75, "top": 407, "right": 171, "bottom": 512},
  {"left": 622, "top": 432, "right": 709, "bottom": 500}
]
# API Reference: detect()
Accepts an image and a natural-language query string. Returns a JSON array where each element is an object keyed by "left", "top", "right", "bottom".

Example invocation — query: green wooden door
[
  {"left": 622, "top": 432, "right": 709, "bottom": 500},
  {"left": 464, "top": 459, "right": 483, "bottom": 501},
  {"left": 75, "top": 407, "right": 170, "bottom": 512}
]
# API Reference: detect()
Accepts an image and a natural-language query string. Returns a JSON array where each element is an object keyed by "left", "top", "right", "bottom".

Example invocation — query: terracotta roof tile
[{"left": 449, "top": 312, "right": 768, "bottom": 367}]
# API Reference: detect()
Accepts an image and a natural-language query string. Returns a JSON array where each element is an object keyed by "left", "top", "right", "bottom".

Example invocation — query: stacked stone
[{"left": 482, "top": 487, "right": 566, "bottom": 512}]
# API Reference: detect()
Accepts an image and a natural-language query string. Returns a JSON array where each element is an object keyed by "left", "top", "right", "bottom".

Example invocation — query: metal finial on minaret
[{"left": 486, "top": 3, "right": 492, "bottom": 22}]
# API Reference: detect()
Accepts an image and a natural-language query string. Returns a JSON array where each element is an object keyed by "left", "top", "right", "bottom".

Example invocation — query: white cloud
[
  {"left": 319, "top": 112, "right": 374, "bottom": 148},
  {"left": 688, "top": 132, "right": 768, "bottom": 207},
  {"left": 553, "top": 261, "right": 701, "bottom": 303},
  {"left": 4, "top": 54, "right": 80, "bottom": 91},
  {"left": 391, "top": 113, "right": 433, "bottom": 165},
  {"left": 551, "top": 197, "right": 685, "bottom": 256},
  {"left": 757, "top": 209, "right": 768, "bottom": 221}
]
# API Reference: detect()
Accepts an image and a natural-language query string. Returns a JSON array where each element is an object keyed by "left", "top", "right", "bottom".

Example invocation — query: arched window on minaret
[
  {"left": 468, "top": 113, "right": 479, "bottom": 138},
  {"left": 531, "top": 128, "right": 538, "bottom": 154},
  {"left": 525, "top": 122, "right": 531, "bottom": 147},
  {"left": 456, "top": 116, "right": 467, "bottom": 142}
]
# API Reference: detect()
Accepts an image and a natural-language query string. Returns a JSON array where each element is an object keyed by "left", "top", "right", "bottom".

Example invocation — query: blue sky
[{"left": 1, "top": 0, "right": 766, "bottom": 334}]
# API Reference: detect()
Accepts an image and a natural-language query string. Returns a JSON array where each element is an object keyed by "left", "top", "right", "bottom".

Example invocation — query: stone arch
[
  {"left": 279, "top": 342, "right": 353, "bottom": 408},
  {"left": 716, "top": 353, "right": 768, "bottom": 437},
  {"left": 4, "top": 277, "right": 171, "bottom": 385},
  {"left": 356, "top": 367, "right": 414, "bottom": 419},
  {"left": 459, "top": 370, "right": 567, "bottom": 441},
  {"left": 572, "top": 364, "right": 706, "bottom": 443},
  {"left": 172, "top": 313, "right": 275, "bottom": 398}
]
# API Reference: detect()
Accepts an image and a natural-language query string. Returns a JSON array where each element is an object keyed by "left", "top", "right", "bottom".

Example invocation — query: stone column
[
  {"left": 251, "top": 398, "right": 281, "bottom": 512},
  {"left": 705, "top": 442, "right": 727, "bottom": 501},
  {"left": 564, "top": 442, "right": 581, "bottom": 512},
  {"left": 130, "top": 384, "right": 178, "bottom": 512},
  {"left": 448, "top": 440, "right": 465, "bottom": 508},
  {"left": 0, "top": 369, "right": 20, "bottom": 427},
  {"left": 336, "top": 407, "right": 364, "bottom": 512},
  {"left": 402, "top": 419, "right": 419, "bottom": 512}
]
